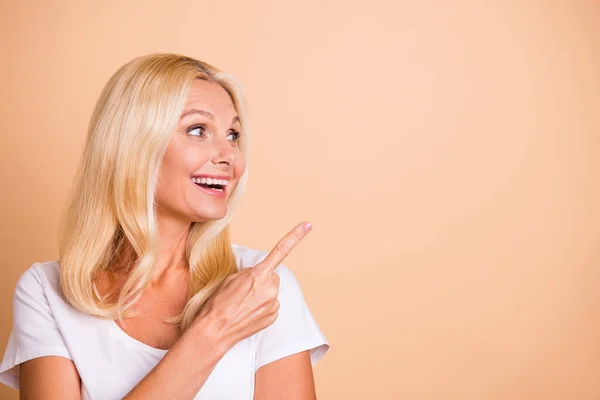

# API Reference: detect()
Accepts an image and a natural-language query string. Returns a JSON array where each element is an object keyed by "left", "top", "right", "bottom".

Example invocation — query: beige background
[{"left": 1, "top": 1, "right": 599, "bottom": 399}]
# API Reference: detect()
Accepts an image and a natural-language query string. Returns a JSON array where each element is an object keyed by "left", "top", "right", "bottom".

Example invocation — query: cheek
[
  {"left": 156, "top": 145, "right": 197, "bottom": 196},
  {"left": 155, "top": 162, "right": 178, "bottom": 205},
  {"left": 234, "top": 151, "right": 246, "bottom": 174},
  {"left": 162, "top": 144, "right": 202, "bottom": 176}
]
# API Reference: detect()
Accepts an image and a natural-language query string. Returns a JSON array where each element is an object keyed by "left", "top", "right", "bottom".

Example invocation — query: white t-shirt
[{"left": 0, "top": 243, "right": 330, "bottom": 399}]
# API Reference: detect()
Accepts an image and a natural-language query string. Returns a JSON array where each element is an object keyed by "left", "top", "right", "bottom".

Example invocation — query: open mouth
[
  {"left": 193, "top": 181, "right": 225, "bottom": 192},
  {"left": 192, "top": 177, "right": 229, "bottom": 192}
]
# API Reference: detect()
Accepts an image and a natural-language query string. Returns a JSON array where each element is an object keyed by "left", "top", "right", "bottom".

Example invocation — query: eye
[
  {"left": 187, "top": 124, "right": 207, "bottom": 137},
  {"left": 228, "top": 130, "right": 242, "bottom": 142}
]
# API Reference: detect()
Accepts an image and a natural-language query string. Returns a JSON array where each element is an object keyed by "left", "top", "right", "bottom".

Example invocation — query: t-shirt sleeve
[
  {"left": 254, "top": 264, "right": 330, "bottom": 372},
  {"left": 0, "top": 264, "right": 73, "bottom": 390}
]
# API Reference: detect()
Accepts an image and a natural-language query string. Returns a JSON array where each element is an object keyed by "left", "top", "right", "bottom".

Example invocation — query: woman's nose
[{"left": 211, "top": 140, "right": 235, "bottom": 165}]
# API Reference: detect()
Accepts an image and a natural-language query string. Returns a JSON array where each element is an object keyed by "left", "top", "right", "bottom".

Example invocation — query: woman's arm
[
  {"left": 20, "top": 356, "right": 81, "bottom": 400},
  {"left": 254, "top": 350, "right": 317, "bottom": 400}
]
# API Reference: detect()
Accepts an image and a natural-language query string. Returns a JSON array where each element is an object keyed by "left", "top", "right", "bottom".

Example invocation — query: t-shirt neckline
[{"left": 108, "top": 319, "right": 169, "bottom": 356}]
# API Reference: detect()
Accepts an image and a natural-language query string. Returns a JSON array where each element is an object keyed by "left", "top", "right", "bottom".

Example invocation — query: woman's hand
[{"left": 193, "top": 221, "right": 313, "bottom": 348}]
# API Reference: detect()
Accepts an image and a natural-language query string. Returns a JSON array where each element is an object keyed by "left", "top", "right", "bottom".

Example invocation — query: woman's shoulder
[
  {"left": 14, "top": 260, "right": 61, "bottom": 295},
  {"left": 9, "top": 261, "right": 67, "bottom": 319}
]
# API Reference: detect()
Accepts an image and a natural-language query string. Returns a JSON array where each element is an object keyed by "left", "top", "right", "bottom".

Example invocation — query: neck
[
  {"left": 110, "top": 211, "right": 193, "bottom": 285},
  {"left": 152, "top": 210, "right": 191, "bottom": 284}
]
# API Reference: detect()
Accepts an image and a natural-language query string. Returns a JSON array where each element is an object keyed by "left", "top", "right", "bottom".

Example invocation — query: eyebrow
[{"left": 180, "top": 108, "right": 240, "bottom": 125}]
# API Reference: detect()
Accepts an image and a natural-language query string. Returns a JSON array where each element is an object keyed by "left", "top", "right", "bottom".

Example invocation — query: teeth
[{"left": 191, "top": 177, "right": 229, "bottom": 186}]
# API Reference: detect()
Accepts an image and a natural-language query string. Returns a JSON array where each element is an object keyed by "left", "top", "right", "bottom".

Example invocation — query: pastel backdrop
[{"left": 0, "top": 1, "right": 599, "bottom": 399}]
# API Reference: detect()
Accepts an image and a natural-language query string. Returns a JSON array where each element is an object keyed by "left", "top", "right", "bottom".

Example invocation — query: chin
[{"left": 192, "top": 209, "right": 227, "bottom": 222}]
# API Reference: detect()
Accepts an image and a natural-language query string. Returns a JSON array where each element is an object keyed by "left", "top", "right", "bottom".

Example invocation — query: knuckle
[
  {"left": 247, "top": 274, "right": 260, "bottom": 290},
  {"left": 249, "top": 268, "right": 262, "bottom": 280},
  {"left": 275, "top": 240, "right": 290, "bottom": 257},
  {"left": 268, "top": 312, "right": 278, "bottom": 324}
]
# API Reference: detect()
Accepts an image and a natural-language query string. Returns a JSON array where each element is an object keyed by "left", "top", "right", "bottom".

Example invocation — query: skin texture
[{"left": 19, "top": 79, "right": 318, "bottom": 399}]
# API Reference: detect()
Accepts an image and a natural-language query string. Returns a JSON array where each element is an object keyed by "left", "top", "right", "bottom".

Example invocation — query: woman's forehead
[
  {"left": 184, "top": 80, "right": 233, "bottom": 108},
  {"left": 180, "top": 81, "right": 238, "bottom": 125}
]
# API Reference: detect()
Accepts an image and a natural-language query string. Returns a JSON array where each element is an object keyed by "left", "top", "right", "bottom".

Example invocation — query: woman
[{"left": 0, "top": 53, "right": 329, "bottom": 399}]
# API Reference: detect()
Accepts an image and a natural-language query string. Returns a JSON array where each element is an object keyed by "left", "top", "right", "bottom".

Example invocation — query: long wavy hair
[{"left": 57, "top": 53, "right": 250, "bottom": 332}]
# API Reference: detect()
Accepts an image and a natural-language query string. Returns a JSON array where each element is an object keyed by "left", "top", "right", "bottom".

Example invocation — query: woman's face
[{"left": 155, "top": 79, "right": 245, "bottom": 223}]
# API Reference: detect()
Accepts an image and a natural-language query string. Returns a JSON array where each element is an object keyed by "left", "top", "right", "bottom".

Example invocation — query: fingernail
[{"left": 302, "top": 222, "right": 312, "bottom": 232}]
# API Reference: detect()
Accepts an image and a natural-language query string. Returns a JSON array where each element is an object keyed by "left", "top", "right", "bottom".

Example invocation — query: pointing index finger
[{"left": 254, "top": 221, "right": 312, "bottom": 276}]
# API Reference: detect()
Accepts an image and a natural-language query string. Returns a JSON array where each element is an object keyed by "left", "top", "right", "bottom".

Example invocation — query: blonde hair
[{"left": 57, "top": 53, "right": 250, "bottom": 332}]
